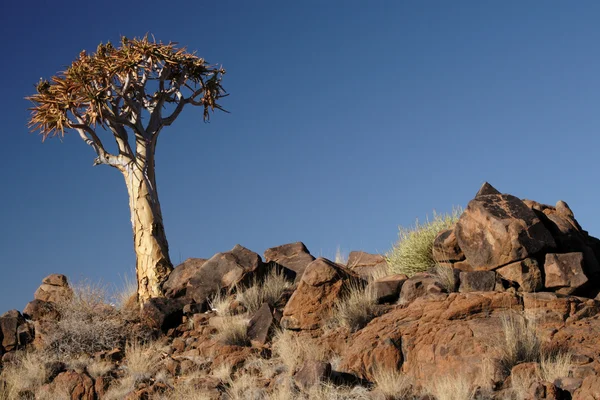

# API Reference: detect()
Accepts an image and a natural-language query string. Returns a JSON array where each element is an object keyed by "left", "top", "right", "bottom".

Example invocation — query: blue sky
[{"left": 1, "top": 1, "right": 599, "bottom": 311}]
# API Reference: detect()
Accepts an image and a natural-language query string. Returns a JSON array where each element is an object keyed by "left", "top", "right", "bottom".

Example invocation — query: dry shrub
[
  {"left": 0, "top": 351, "right": 52, "bottom": 399},
  {"left": 124, "top": 341, "right": 160, "bottom": 382},
  {"left": 213, "top": 316, "right": 250, "bottom": 346},
  {"left": 48, "top": 282, "right": 127, "bottom": 358},
  {"left": 86, "top": 359, "right": 114, "bottom": 379},
  {"left": 306, "top": 383, "right": 372, "bottom": 400},
  {"left": 272, "top": 330, "right": 328, "bottom": 374},
  {"left": 387, "top": 209, "right": 461, "bottom": 276},
  {"left": 372, "top": 367, "right": 413, "bottom": 399},
  {"left": 539, "top": 351, "right": 572, "bottom": 382},
  {"left": 331, "top": 281, "right": 377, "bottom": 332},
  {"left": 424, "top": 373, "right": 475, "bottom": 400},
  {"left": 499, "top": 312, "right": 541, "bottom": 373},
  {"left": 237, "top": 269, "right": 291, "bottom": 314},
  {"left": 103, "top": 376, "right": 136, "bottom": 400},
  {"left": 335, "top": 246, "right": 347, "bottom": 265},
  {"left": 225, "top": 374, "right": 266, "bottom": 400}
]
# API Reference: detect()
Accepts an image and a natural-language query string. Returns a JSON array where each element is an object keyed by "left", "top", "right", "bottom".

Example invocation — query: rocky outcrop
[
  {"left": 281, "top": 257, "right": 360, "bottom": 330},
  {"left": 264, "top": 242, "right": 315, "bottom": 281},
  {"left": 346, "top": 251, "right": 388, "bottom": 279},
  {"left": 162, "top": 258, "right": 207, "bottom": 298},
  {"left": 33, "top": 274, "right": 72, "bottom": 303}
]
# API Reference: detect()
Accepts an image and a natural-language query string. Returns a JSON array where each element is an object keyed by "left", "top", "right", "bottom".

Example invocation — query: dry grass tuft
[
  {"left": 424, "top": 373, "right": 475, "bottom": 400},
  {"left": 0, "top": 351, "right": 52, "bottom": 399},
  {"left": 539, "top": 351, "right": 572, "bottom": 382},
  {"left": 433, "top": 263, "right": 457, "bottom": 292},
  {"left": 372, "top": 367, "right": 413, "bottom": 399},
  {"left": 213, "top": 316, "right": 250, "bottom": 346},
  {"left": 498, "top": 312, "right": 541, "bottom": 373},
  {"left": 225, "top": 374, "right": 266, "bottom": 400},
  {"left": 124, "top": 341, "right": 160, "bottom": 382},
  {"left": 386, "top": 209, "right": 461, "bottom": 276},
  {"left": 330, "top": 281, "right": 377, "bottom": 332},
  {"left": 335, "top": 246, "right": 347, "bottom": 265},
  {"left": 272, "top": 330, "right": 328, "bottom": 374},
  {"left": 208, "top": 291, "right": 234, "bottom": 316},
  {"left": 237, "top": 269, "right": 291, "bottom": 314}
]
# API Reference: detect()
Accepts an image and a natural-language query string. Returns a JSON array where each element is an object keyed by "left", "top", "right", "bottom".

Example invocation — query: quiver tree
[{"left": 27, "top": 36, "right": 227, "bottom": 302}]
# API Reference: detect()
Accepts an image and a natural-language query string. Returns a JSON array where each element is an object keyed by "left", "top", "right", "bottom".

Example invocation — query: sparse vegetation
[
  {"left": 424, "top": 373, "right": 475, "bottom": 400},
  {"left": 237, "top": 269, "right": 291, "bottom": 314},
  {"left": 213, "top": 315, "right": 250, "bottom": 346},
  {"left": 371, "top": 367, "right": 413, "bottom": 399},
  {"left": 498, "top": 312, "right": 541, "bottom": 373},
  {"left": 539, "top": 350, "right": 572, "bottom": 382},
  {"left": 386, "top": 209, "right": 461, "bottom": 276},
  {"left": 330, "top": 281, "right": 377, "bottom": 332},
  {"left": 208, "top": 290, "right": 235, "bottom": 316},
  {"left": 272, "top": 329, "right": 328, "bottom": 374},
  {"left": 433, "top": 263, "right": 457, "bottom": 292}
]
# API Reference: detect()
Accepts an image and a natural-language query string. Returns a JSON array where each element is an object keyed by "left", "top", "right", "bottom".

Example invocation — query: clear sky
[{"left": 1, "top": 1, "right": 599, "bottom": 311}]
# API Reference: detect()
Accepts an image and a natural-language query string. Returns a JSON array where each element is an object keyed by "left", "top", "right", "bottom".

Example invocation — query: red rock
[
  {"left": 368, "top": 274, "right": 408, "bottom": 304},
  {"left": 187, "top": 244, "right": 266, "bottom": 304},
  {"left": 475, "top": 182, "right": 502, "bottom": 197},
  {"left": 544, "top": 253, "right": 588, "bottom": 294},
  {"left": 141, "top": 297, "right": 185, "bottom": 332},
  {"left": 574, "top": 375, "right": 600, "bottom": 399},
  {"left": 247, "top": 303, "right": 274, "bottom": 346},
  {"left": 346, "top": 251, "right": 388, "bottom": 279},
  {"left": 455, "top": 194, "right": 555, "bottom": 271},
  {"left": 496, "top": 258, "right": 543, "bottom": 292},
  {"left": 432, "top": 228, "right": 465, "bottom": 263},
  {"left": 294, "top": 360, "right": 331, "bottom": 390},
  {"left": 398, "top": 274, "right": 445, "bottom": 305},
  {"left": 34, "top": 274, "right": 73, "bottom": 304},
  {"left": 0, "top": 310, "right": 26, "bottom": 352},
  {"left": 23, "top": 299, "right": 59, "bottom": 321},
  {"left": 51, "top": 371, "right": 95, "bottom": 400},
  {"left": 264, "top": 242, "right": 315, "bottom": 281},
  {"left": 162, "top": 258, "right": 207, "bottom": 298},
  {"left": 458, "top": 271, "right": 496, "bottom": 293},
  {"left": 528, "top": 381, "right": 570, "bottom": 400},
  {"left": 281, "top": 258, "right": 359, "bottom": 330}
]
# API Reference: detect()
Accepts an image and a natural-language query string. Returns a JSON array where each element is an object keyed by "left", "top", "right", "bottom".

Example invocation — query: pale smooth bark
[{"left": 123, "top": 161, "right": 173, "bottom": 302}]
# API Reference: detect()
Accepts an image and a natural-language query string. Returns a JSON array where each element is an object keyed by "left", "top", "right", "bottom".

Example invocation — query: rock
[
  {"left": 528, "top": 381, "right": 570, "bottom": 400},
  {"left": 574, "top": 375, "right": 600, "bottom": 399},
  {"left": 432, "top": 228, "right": 465, "bottom": 262},
  {"left": 368, "top": 274, "right": 408, "bottom": 304},
  {"left": 247, "top": 303, "right": 274, "bottom": 347},
  {"left": 281, "top": 258, "right": 359, "bottom": 330},
  {"left": 34, "top": 274, "right": 73, "bottom": 304},
  {"left": 141, "top": 297, "right": 185, "bottom": 332},
  {"left": 455, "top": 194, "right": 555, "bottom": 271},
  {"left": 544, "top": 253, "right": 588, "bottom": 294},
  {"left": 23, "top": 299, "right": 59, "bottom": 321},
  {"left": 398, "top": 274, "right": 445, "bottom": 305},
  {"left": 458, "top": 271, "right": 496, "bottom": 293},
  {"left": 346, "top": 251, "right": 389, "bottom": 279},
  {"left": 475, "top": 182, "right": 501, "bottom": 197},
  {"left": 162, "top": 258, "right": 207, "bottom": 298},
  {"left": 554, "top": 377, "right": 582, "bottom": 394},
  {"left": 264, "top": 242, "right": 315, "bottom": 281},
  {"left": 294, "top": 360, "right": 331, "bottom": 390},
  {"left": 0, "top": 310, "right": 26, "bottom": 352},
  {"left": 340, "top": 292, "right": 520, "bottom": 382},
  {"left": 49, "top": 371, "right": 95, "bottom": 400},
  {"left": 187, "top": 244, "right": 266, "bottom": 305},
  {"left": 496, "top": 258, "right": 543, "bottom": 292}
]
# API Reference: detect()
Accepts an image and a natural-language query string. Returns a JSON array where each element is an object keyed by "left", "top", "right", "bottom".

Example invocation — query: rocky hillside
[{"left": 1, "top": 183, "right": 600, "bottom": 400}]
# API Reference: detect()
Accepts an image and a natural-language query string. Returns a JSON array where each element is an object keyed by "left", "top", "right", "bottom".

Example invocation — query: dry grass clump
[
  {"left": 424, "top": 373, "right": 475, "bottom": 400},
  {"left": 539, "top": 351, "right": 571, "bottom": 382},
  {"left": 0, "top": 351, "right": 52, "bottom": 399},
  {"left": 433, "top": 263, "right": 457, "bottom": 292},
  {"left": 237, "top": 269, "right": 291, "bottom": 314},
  {"left": 330, "top": 281, "right": 377, "bottom": 332},
  {"left": 371, "top": 367, "right": 413, "bottom": 399},
  {"left": 225, "top": 374, "right": 266, "bottom": 400},
  {"left": 213, "top": 315, "right": 250, "bottom": 346},
  {"left": 335, "top": 246, "right": 347, "bottom": 265},
  {"left": 498, "top": 312, "right": 541, "bottom": 373},
  {"left": 208, "top": 290, "right": 235, "bottom": 316},
  {"left": 386, "top": 209, "right": 461, "bottom": 276},
  {"left": 124, "top": 341, "right": 161, "bottom": 382},
  {"left": 47, "top": 282, "right": 128, "bottom": 358},
  {"left": 272, "top": 330, "right": 328, "bottom": 374}
]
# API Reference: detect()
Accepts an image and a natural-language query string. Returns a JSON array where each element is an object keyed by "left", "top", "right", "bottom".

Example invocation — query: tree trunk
[{"left": 123, "top": 161, "right": 173, "bottom": 303}]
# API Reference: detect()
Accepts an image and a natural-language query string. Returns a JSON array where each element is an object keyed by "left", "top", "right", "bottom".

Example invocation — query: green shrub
[{"left": 386, "top": 209, "right": 461, "bottom": 276}]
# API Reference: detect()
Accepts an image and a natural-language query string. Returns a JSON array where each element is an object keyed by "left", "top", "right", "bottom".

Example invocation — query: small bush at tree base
[{"left": 386, "top": 209, "right": 461, "bottom": 277}]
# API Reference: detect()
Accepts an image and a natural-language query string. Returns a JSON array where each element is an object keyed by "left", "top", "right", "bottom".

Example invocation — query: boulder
[
  {"left": 458, "top": 271, "right": 496, "bottom": 293},
  {"left": 432, "top": 228, "right": 465, "bottom": 263},
  {"left": 496, "top": 258, "right": 543, "bottom": 292},
  {"left": 346, "top": 251, "right": 388, "bottom": 279},
  {"left": 187, "top": 245, "right": 266, "bottom": 305},
  {"left": 528, "top": 381, "right": 570, "bottom": 400},
  {"left": 141, "top": 297, "right": 185, "bottom": 332},
  {"left": 574, "top": 375, "right": 600, "bottom": 399},
  {"left": 368, "top": 274, "right": 408, "bottom": 304},
  {"left": 544, "top": 253, "right": 588, "bottom": 294},
  {"left": 294, "top": 360, "right": 331, "bottom": 390},
  {"left": 46, "top": 371, "right": 95, "bottom": 400},
  {"left": 398, "top": 273, "right": 445, "bottom": 305},
  {"left": 162, "top": 258, "right": 207, "bottom": 298},
  {"left": 340, "top": 292, "right": 521, "bottom": 382},
  {"left": 0, "top": 310, "right": 26, "bottom": 352},
  {"left": 455, "top": 194, "right": 555, "bottom": 271},
  {"left": 475, "top": 182, "right": 501, "bottom": 197},
  {"left": 247, "top": 303, "right": 275, "bottom": 347},
  {"left": 23, "top": 299, "right": 59, "bottom": 321},
  {"left": 281, "top": 258, "right": 359, "bottom": 330},
  {"left": 34, "top": 274, "right": 72, "bottom": 304},
  {"left": 264, "top": 242, "right": 315, "bottom": 281}
]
